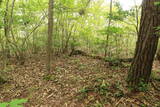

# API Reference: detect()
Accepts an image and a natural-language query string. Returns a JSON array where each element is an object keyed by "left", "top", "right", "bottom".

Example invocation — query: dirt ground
[{"left": 0, "top": 54, "right": 160, "bottom": 107}]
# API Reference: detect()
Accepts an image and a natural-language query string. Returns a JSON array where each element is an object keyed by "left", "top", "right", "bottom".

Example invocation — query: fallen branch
[{"left": 69, "top": 50, "right": 132, "bottom": 66}]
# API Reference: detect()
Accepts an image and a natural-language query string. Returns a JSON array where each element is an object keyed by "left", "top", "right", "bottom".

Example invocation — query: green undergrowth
[
  {"left": 77, "top": 76, "right": 124, "bottom": 106},
  {"left": 151, "top": 70, "right": 160, "bottom": 81},
  {"left": 0, "top": 99, "right": 28, "bottom": 107}
]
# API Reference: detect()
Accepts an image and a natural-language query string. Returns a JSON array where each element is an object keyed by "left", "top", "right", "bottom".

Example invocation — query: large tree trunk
[
  {"left": 47, "top": 0, "right": 54, "bottom": 72},
  {"left": 127, "top": 0, "right": 160, "bottom": 89}
]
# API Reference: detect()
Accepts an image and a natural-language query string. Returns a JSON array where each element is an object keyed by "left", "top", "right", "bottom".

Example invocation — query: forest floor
[{"left": 0, "top": 53, "right": 160, "bottom": 107}]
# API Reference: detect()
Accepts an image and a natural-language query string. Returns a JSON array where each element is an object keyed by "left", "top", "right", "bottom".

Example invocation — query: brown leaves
[{"left": 0, "top": 55, "right": 160, "bottom": 106}]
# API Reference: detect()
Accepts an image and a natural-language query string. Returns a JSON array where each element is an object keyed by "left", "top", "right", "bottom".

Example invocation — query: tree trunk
[
  {"left": 0, "top": 0, "right": 2, "bottom": 5},
  {"left": 104, "top": 0, "right": 112, "bottom": 57},
  {"left": 47, "top": 0, "right": 54, "bottom": 72},
  {"left": 127, "top": 0, "right": 160, "bottom": 89},
  {"left": 4, "top": 0, "right": 10, "bottom": 58},
  {"left": 133, "top": 0, "right": 140, "bottom": 36}
]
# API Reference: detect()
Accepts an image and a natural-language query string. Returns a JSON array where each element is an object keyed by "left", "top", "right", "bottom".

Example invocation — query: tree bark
[
  {"left": 127, "top": 0, "right": 160, "bottom": 89},
  {"left": 47, "top": 0, "right": 54, "bottom": 72}
]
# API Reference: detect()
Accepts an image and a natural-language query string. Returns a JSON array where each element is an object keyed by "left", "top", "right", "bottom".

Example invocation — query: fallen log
[
  {"left": 69, "top": 50, "right": 133, "bottom": 66},
  {"left": 69, "top": 50, "right": 87, "bottom": 56}
]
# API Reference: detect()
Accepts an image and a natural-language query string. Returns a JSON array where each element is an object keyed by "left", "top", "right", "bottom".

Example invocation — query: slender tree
[
  {"left": 156, "top": 44, "right": 160, "bottom": 61},
  {"left": 104, "top": 0, "right": 112, "bottom": 57},
  {"left": 47, "top": 0, "right": 54, "bottom": 72},
  {"left": 4, "top": 0, "right": 10, "bottom": 57},
  {"left": 127, "top": 0, "right": 160, "bottom": 89},
  {"left": 133, "top": 0, "right": 140, "bottom": 36}
]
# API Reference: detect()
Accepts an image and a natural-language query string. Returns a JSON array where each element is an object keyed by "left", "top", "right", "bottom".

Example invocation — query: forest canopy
[{"left": 0, "top": 0, "right": 140, "bottom": 59}]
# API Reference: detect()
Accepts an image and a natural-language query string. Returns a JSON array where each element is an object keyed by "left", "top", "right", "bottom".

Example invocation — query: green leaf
[
  {"left": 10, "top": 99, "right": 28, "bottom": 107},
  {"left": 0, "top": 102, "right": 9, "bottom": 107},
  {"left": 154, "top": 2, "right": 160, "bottom": 6}
]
